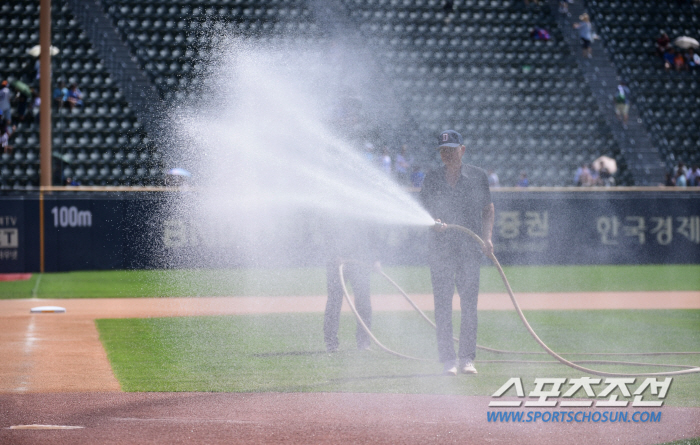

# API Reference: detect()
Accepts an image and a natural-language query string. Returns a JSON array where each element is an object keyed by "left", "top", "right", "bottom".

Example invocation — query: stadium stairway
[
  {"left": 583, "top": 0, "right": 700, "bottom": 180},
  {"left": 552, "top": 0, "right": 664, "bottom": 185},
  {"left": 64, "top": 0, "right": 162, "bottom": 141}
]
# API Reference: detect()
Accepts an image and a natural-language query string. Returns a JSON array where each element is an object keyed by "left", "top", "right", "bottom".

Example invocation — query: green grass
[
  {"left": 658, "top": 439, "right": 700, "bottom": 445},
  {"left": 97, "top": 309, "right": 700, "bottom": 407},
  {"left": 3, "top": 264, "right": 700, "bottom": 299}
]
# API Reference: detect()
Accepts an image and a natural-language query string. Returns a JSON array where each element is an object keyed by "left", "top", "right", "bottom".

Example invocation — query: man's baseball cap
[{"left": 437, "top": 130, "right": 463, "bottom": 148}]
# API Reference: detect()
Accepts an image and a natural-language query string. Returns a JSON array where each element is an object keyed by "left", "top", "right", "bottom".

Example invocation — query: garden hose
[{"left": 338, "top": 223, "right": 700, "bottom": 377}]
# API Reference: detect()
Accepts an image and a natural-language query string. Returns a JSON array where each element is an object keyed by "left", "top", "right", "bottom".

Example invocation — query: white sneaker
[
  {"left": 443, "top": 362, "right": 458, "bottom": 376},
  {"left": 460, "top": 361, "right": 478, "bottom": 374}
]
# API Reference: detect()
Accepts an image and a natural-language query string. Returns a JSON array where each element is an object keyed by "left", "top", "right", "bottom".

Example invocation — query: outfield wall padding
[{"left": 0, "top": 191, "right": 698, "bottom": 272}]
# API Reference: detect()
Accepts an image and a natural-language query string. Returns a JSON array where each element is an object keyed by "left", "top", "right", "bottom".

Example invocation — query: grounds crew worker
[
  {"left": 419, "top": 130, "right": 495, "bottom": 376},
  {"left": 322, "top": 217, "right": 382, "bottom": 353}
]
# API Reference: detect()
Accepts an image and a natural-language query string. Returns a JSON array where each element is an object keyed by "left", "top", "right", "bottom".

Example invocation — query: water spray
[
  {"left": 340, "top": 223, "right": 700, "bottom": 377},
  {"left": 169, "top": 36, "right": 699, "bottom": 376}
]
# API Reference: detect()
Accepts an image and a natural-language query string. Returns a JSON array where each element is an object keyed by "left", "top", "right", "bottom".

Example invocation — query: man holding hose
[{"left": 419, "top": 130, "right": 495, "bottom": 376}]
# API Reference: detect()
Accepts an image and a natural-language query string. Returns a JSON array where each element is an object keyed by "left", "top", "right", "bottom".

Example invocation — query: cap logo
[{"left": 442, "top": 133, "right": 449, "bottom": 142}]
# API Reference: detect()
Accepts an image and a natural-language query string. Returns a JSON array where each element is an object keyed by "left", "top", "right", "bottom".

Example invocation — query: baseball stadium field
[{"left": 1, "top": 264, "right": 699, "bottom": 444}]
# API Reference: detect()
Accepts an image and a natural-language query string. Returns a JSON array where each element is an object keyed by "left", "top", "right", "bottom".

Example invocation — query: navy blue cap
[{"left": 437, "top": 130, "right": 463, "bottom": 148}]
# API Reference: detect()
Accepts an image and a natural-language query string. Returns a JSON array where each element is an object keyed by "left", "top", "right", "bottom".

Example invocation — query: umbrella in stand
[
  {"left": 26, "top": 45, "right": 60, "bottom": 57},
  {"left": 167, "top": 168, "right": 192, "bottom": 177},
  {"left": 52, "top": 152, "right": 73, "bottom": 164},
  {"left": 592, "top": 155, "right": 617, "bottom": 175},
  {"left": 10, "top": 80, "right": 32, "bottom": 98},
  {"left": 673, "top": 36, "right": 699, "bottom": 49}
]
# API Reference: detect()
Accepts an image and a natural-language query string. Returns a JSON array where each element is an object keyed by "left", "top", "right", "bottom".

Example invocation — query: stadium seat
[
  {"left": 1, "top": 0, "right": 650, "bottom": 187},
  {"left": 588, "top": 0, "right": 700, "bottom": 169},
  {"left": 0, "top": 0, "right": 164, "bottom": 188}
]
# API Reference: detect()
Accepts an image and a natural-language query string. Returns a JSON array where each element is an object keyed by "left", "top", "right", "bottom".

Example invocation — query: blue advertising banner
[
  {"left": 152, "top": 191, "right": 700, "bottom": 268},
  {"left": 0, "top": 191, "right": 698, "bottom": 273},
  {"left": 42, "top": 196, "right": 125, "bottom": 271},
  {"left": 491, "top": 192, "right": 700, "bottom": 265}
]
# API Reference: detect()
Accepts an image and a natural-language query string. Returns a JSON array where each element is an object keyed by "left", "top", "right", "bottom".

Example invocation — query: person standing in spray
[
  {"left": 323, "top": 217, "right": 381, "bottom": 352},
  {"left": 419, "top": 130, "right": 494, "bottom": 376}
]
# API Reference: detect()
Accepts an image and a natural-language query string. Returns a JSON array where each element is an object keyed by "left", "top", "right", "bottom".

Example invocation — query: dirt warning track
[{"left": 1, "top": 392, "right": 699, "bottom": 445}]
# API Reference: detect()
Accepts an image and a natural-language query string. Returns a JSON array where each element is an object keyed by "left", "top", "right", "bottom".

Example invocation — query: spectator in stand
[
  {"left": 363, "top": 142, "right": 375, "bottom": 163},
  {"left": 674, "top": 161, "right": 688, "bottom": 178},
  {"left": 530, "top": 27, "right": 551, "bottom": 41},
  {"left": 664, "top": 171, "right": 676, "bottom": 187},
  {"left": 674, "top": 50, "right": 686, "bottom": 71},
  {"left": 675, "top": 169, "right": 688, "bottom": 187},
  {"left": 14, "top": 92, "right": 28, "bottom": 125},
  {"left": 686, "top": 48, "right": 700, "bottom": 72},
  {"left": 66, "top": 83, "right": 83, "bottom": 110},
  {"left": 686, "top": 165, "right": 699, "bottom": 186},
  {"left": 574, "top": 163, "right": 584, "bottom": 185},
  {"left": 614, "top": 81, "right": 631, "bottom": 126},
  {"left": 573, "top": 13, "right": 593, "bottom": 58},
  {"left": 53, "top": 81, "right": 68, "bottom": 110},
  {"left": 664, "top": 48, "right": 676, "bottom": 71},
  {"left": 0, "top": 120, "right": 15, "bottom": 154},
  {"left": 29, "top": 90, "right": 40, "bottom": 124},
  {"left": 34, "top": 60, "right": 41, "bottom": 86},
  {"left": 656, "top": 31, "right": 671, "bottom": 57},
  {"left": 380, "top": 147, "right": 392, "bottom": 175},
  {"left": 598, "top": 162, "right": 615, "bottom": 187},
  {"left": 558, "top": 1, "right": 569, "bottom": 15},
  {"left": 442, "top": 0, "right": 455, "bottom": 23},
  {"left": 394, "top": 145, "right": 411, "bottom": 184},
  {"left": 664, "top": 172, "right": 676, "bottom": 187},
  {"left": 517, "top": 171, "right": 529, "bottom": 188},
  {"left": 0, "top": 81, "right": 12, "bottom": 125},
  {"left": 411, "top": 165, "right": 425, "bottom": 188},
  {"left": 487, "top": 169, "right": 500, "bottom": 188},
  {"left": 65, "top": 177, "right": 79, "bottom": 186},
  {"left": 578, "top": 163, "right": 594, "bottom": 186}
]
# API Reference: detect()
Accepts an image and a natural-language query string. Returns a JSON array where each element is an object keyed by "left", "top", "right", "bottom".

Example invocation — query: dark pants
[
  {"left": 324, "top": 261, "right": 372, "bottom": 350},
  {"left": 430, "top": 251, "right": 480, "bottom": 364}
]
